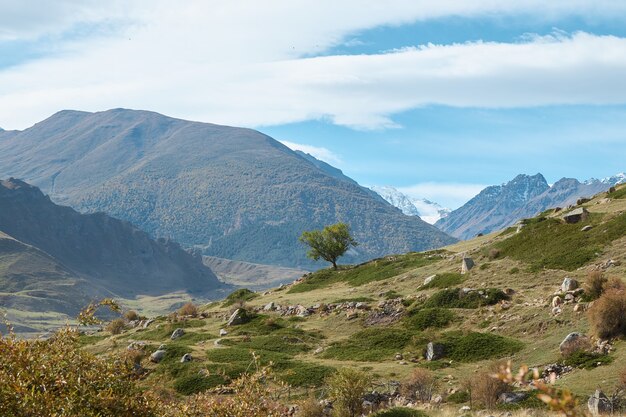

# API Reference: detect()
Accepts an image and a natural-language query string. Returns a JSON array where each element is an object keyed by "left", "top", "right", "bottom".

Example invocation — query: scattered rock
[
  {"left": 499, "top": 392, "right": 528, "bottom": 404},
  {"left": 551, "top": 307, "right": 562, "bottom": 315},
  {"left": 552, "top": 296, "right": 562, "bottom": 308},
  {"left": 263, "top": 302, "right": 275, "bottom": 311},
  {"left": 170, "top": 328, "right": 185, "bottom": 340},
  {"left": 395, "top": 353, "right": 403, "bottom": 360},
  {"left": 180, "top": 353, "right": 192, "bottom": 363},
  {"left": 150, "top": 350, "right": 166, "bottom": 363},
  {"left": 564, "top": 293, "right": 575, "bottom": 303},
  {"left": 227, "top": 308, "right": 249, "bottom": 326},
  {"left": 563, "top": 207, "right": 589, "bottom": 224},
  {"left": 573, "top": 303, "right": 586, "bottom": 312},
  {"left": 143, "top": 319, "right": 154, "bottom": 329},
  {"left": 581, "top": 225, "right": 593, "bottom": 232},
  {"left": 423, "top": 275, "right": 436, "bottom": 286},
  {"left": 313, "top": 347, "right": 324, "bottom": 355},
  {"left": 559, "top": 332, "right": 587, "bottom": 354},
  {"left": 219, "top": 328, "right": 228, "bottom": 336},
  {"left": 461, "top": 257, "right": 475, "bottom": 274},
  {"left": 561, "top": 277, "right": 579, "bottom": 293},
  {"left": 459, "top": 405, "right": 471, "bottom": 412},
  {"left": 588, "top": 389, "right": 612, "bottom": 416},
  {"left": 346, "top": 310, "right": 358, "bottom": 320},
  {"left": 426, "top": 342, "right": 445, "bottom": 361}
]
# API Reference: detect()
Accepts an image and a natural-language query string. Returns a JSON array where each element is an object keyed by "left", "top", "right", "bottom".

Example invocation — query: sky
[{"left": 1, "top": 2, "right": 626, "bottom": 208}]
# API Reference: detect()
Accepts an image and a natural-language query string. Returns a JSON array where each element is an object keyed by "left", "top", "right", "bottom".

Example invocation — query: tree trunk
[{"left": 332, "top": 260, "right": 337, "bottom": 270}]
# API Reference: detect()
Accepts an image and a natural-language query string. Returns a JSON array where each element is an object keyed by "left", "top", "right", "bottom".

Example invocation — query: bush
[
  {"left": 124, "top": 310, "right": 140, "bottom": 321},
  {"left": 439, "top": 331, "right": 524, "bottom": 362},
  {"left": 424, "top": 288, "right": 508, "bottom": 309},
  {"left": 372, "top": 408, "right": 428, "bottom": 417},
  {"left": 447, "top": 390, "right": 470, "bottom": 403},
  {"left": 588, "top": 289, "right": 626, "bottom": 339},
  {"left": 297, "top": 396, "right": 325, "bottom": 417},
  {"left": 178, "top": 302, "right": 199, "bottom": 317},
  {"left": 326, "top": 368, "right": 371, "bottom": 417},
  {"left": 321, "top": 328, "right": 413, "bottom": 362},
  {"left": 105, "top": 318, "right": 126, "bottom": 335},
  {"left": 584, "top": 271, "right": 607, "bottom": 301},
  {"left": 469, "top": 365, "right": 510, "bottom": 409},
  {"left": 405, "top": 308, "right": 454, "bottom": 330},
  {"left": 400, "top": 368, "right": 438, "bottom": 402},
  {"left": 421, "top": 273, "right": 464, "bottom": 289},
  {"left": 173, "top": 374, "right": 227, "bottom": 395},
  {"left": 222, "top": 288, "right": 259, "bottom": 307},
  {"left": 562, "top": 350, "right": 613, "bottom": 369},
  {"left": 488, "top": 248, "right": 501, "bottom": 260}
]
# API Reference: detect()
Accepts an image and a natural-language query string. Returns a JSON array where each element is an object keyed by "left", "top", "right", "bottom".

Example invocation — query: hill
[
  {"left": 0, "top": 109, "right": 455, "bottom": 269},
  {"left": 74, "top": 183, "right": 626, "bottom": 415},
  {"left": 437, "top": 172, "right": 625, "bottom": 239},
  {"left": 0, "top": 178, "right": 226, "bottom": 332}
]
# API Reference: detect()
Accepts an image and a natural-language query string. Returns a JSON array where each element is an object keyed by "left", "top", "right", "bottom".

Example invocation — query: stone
[
  {"left": 423, "top": 275, "right": 436, "bottom": 286},
  {"left": 150, "top": 349, "right": 166, "bottom": 363},
  {"left": 143, "top": 319, "right": 154, "bottom": 328},
  {"left": 498, "top": 392, "right": 528, "bottom": 404},
  {"left": 426, "top": 342, "right": 446, "bottom": 361},
  {"left": 581, "top": 225, "right": 593, "bottom": 232},
  {"left": 459, "top": 405, "right": 471, "bottom": 412},
  {"left": 461, "top": 257, "right": 475, "bottom": 274},
  {"left": 395, "top": 353, "right": 403, "bottom": 360},
  {"left": 552, "top": 307, "right": 562, "bottom": 315},
  {"left": 564, "top": 293, "right": 575, "bottom": 303},
  {"left": 313, "top": 347, "right": 324, "bottom": 355},
  {"left": 170, "top": 328, "right": 185, "bottom": 340},
  {"left": 180, "top": 353, "right": 192, "bottom": 363},
  {"left": 346, "top": 310, "right": 358, "bottom": 320},
  {"left": 431, "top": 395, "right": 443, "bottom": 405},
  {"left": 227, "top": 308, "right": 249, "bottom": 326},
  {"left": 263, "top": 302, "right": 275, "bottom": 311},
  {"left": 587, "top": 389, "right": 612, "bottom": 416},
  {"left": 563, "top": 207, "right": 589, "bottom": 224},
  {"left": 551, "top": 296, "right": 562, "bottom": 307},
  {"left": 561, "top": 277, "right": 579, "bottom": 293},
  {"left": 219, "top": 328, "right": 228, "bottom": 336},
  {"left": 559, "top": 332, "right": 586, "bottom": 354},
  {"left": 573, "top": 303, "right": 586, "bottom": 312}
]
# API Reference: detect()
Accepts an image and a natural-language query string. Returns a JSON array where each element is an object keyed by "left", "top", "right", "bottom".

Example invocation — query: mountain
[
  {"left": 0, "top": 178, "right": 225, "bottom": 331},
  {"left": 437, "top": 172, "right": 625, "bottom": 239},
  {"left": 370, "top": 185, "right": 451, "bottom": 224},
  {"left": 202, "top": 256, "right": 305, "bottom": 290},
  {"left": 435, "top": 174, "right": 550, "bottom": 239},
  {"left": 0, "top": 109, "right": 456, "bottom": 268}
]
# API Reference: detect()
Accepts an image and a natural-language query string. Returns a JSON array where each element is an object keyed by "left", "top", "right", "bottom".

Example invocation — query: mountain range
[
  {"left": 369, "top": 185, "right": 450, "bottom": 224},
  {"left": 0, "top": 178, "right": 225, "bottom": 332},
  {"left": 0, "top": 109, "right": 456, "bottom": 269},
  {"left": 436, "top": 172, "right": 626, "bottom": 239}
]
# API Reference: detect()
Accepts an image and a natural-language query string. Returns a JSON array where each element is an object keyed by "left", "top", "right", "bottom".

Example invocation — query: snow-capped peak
[{"left": 369, "top": 185, "right": 450, "bottom": 224}]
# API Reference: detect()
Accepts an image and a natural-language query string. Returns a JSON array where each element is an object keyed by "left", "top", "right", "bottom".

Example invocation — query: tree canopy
[{"left": 299, "top": 223, "right": 358, "bottom": 269}]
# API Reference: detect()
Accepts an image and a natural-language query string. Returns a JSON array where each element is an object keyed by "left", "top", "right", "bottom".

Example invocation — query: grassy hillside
[{"left": 61, "top": 184, "right": 626, "bottom": 415}]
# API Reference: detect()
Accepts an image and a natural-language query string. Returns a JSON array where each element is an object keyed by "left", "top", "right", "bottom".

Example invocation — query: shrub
[
  {"left": 447, "top": 390, "right": 470, "bottom": 403},
  {"left": 326, "top": 368, "right": 371, "bottom": 417},
  {"left": 604, "top": 276, "right": 626, "bottom": 292},
  {"left": 400, "top": 368, "right": 438, "bottom": 402},
  {"left": 584, "top": 271, "right": 607, "bottom": 300},
  {"left": 124, "top": 310, "right": 140, "bottom": 321},
  {"left": 421, "top": 273, "right": 464, "bottom": 289},
  {"left": 439, "top": 331, "right": 524, "bottom": 362},
  {"left": 178, "top": 302, "right": 199, "bottom": 317},
  {"left": 372, "top": 408, "right": 428, "bottom": 417},
  {"left": 173, "top": 374, "right": 227, "bottom": 395},
  {"left": 509, "top": 267, "right": 520, "bottom": 274},
  {"left": 488, "top": 248, "right": 501, "bottom": 260},
  {"left": 322, "top": 328, "right": 413, "bottom": 362},
  {"left": 405, "top": 308, "right": 454, "bottom": 330},
  {"left": 297, "top": 396, "right": 325, "bottom": 417},
  {"left": 561, "top": 350, "right": 613, "bottom": 369},
  {"left": 588, "top": 289, "right": 626, "bottom": 339},
  {"left": 424, "top": 288, "right": 508, "bottom": 309},
  {"left": 105, "top": 318, "right": 126, "bottom": 335},
  {"left": 222, "top": 288, "right": 259, "bottom": 307},
  {"left": 469, "top": 365, "right": 510, "bottom": 409}
]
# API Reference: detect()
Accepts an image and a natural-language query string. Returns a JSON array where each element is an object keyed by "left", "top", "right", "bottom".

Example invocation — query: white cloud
[
  {"left": 1, "top": 2, "right": 626, "bottom": 129},
  {"left": 398, "top": 182, "right": 486, "bottom": 209},
  {"left": 279, "top": 141, "right": 342, "bottom": 166}
]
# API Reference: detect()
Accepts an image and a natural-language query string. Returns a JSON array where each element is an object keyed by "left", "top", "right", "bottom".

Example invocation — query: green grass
[
  {"left": 437, "top": 331, "right": 524, "bottom": 362},
  {"left": 135, "top": 320, "right": 207, "bottom": 341},
  {"left": 562, "top": 350, "right": 613, "bottom": 369},
  {"left": 494, "top": 212, "right": 626, "bottom": 271},
  {"left": 372, "top": 408, "right": 428, "bottom": 417},
  {"left": 321, "top": 328, "right": 415, "bottom": 362},
  {"left": 222, "top": 288, "right": 259, "bottom": 307},
  {"left": 405, "top": 308, "right": 454, "bottom": 331},
  {"left": 173, "top": 374, "right": 227, "bottom": 395},
  {"left": 78, "top": 334, "right": 107, "bottom": 346},
  {"left": 421, "top": 273, "right": 464, "bottom": 289},
  {"left": 607, "top": 185, "right": 626, "bottom": 199},
  {"left": 447, "top": 391, "right": 470, "bottom": 403},
  {"left": 423, "top": 288, "right": 508, "bottom": 309},
  {"left": 497, "top": 391, "right": 548, "bottom": 411},
  {"left": 288, "top": 252, "right": 441, "bottom": 293},
  {"left": 277, "top": 362, "right": 335, "bottom": 387}
]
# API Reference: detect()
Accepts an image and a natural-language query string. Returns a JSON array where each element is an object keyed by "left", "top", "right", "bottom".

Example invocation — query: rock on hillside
[
  {"left": 0, "top": 109, "right": 455, "bottom": 268},
  {"left": 0, "top": 178, "right": 223, "bottom": 298}
]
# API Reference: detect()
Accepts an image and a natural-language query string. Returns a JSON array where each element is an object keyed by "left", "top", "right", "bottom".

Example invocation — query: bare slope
[{"left": 0, "top": 109, "right": 455, "bottom": 269}]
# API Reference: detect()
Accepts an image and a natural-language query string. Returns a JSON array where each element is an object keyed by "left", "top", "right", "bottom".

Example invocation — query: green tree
[{"left": 299, "top": 223, "right": 358, "bottom": 270}]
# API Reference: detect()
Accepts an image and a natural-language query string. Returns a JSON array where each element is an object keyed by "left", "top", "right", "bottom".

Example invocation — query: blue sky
[{"left": 1, "top": 2, "right": 626, "bottom": 208}]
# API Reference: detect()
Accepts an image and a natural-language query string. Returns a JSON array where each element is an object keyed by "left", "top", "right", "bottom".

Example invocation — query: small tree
[{"left": 299, "top": 223, "right": 358, "bottom": 269}]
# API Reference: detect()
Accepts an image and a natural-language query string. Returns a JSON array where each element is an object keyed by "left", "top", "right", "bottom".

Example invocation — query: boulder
[
  {"left": 150, "top": 349, "right": 166, "bottom": 363},
  {"left": 426, "top": 342, "right": 445, "bottom": 361},
  {"left": 587, "top": 389, "right": 612, "bottom": 416},
  {"left": 563, "top": 207, "right": 589, "bottom": 224},
  {"left": 564, "top": 293, "right": 575, "bottom": 303},
  {"left": 263, "top": 302, "right": 275, "bottom": 311},
  {"left": 143, "top": 319, "right": 154, "bottom": 328},
  {"left": 423, "top": 275, "right": 436, "bottom": 286},
  {"left": 346, "top": 310, "right": 358, "bottom": 320},
  {"left": 227, "top": 308, "right": 250, "bottom": 326},
  {"left": 581, "top": 225, "right": 593, "bottom": 232},
  {"left": 552, "top": 296, "right": 562, "bottom": 308},
  {"left": 219, "top": 328, "right": 228, "bottom": 336},
  {"left": 180, "top": 353, "right": 192, "bottom": 363},
  {"left": 561, "top": 277, "right": 579, "bottom": 293},
  {"left": 559, "top": 332, "right": 586, "bottom": 354},
  {"left": 499, "top": 392, "right": 528, "bottom": 404},
  {"left": 170, "top": 328, "right": 185, "bottom": 340},
  {"left": 461, "top": 258, "right": 474, "bottom": 274}
]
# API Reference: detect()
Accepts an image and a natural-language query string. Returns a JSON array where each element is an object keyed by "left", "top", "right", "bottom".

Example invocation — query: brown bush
[
  {"left": 123, "top": 348, "right": 145, "bottom": 366},
  {"left": 584, "top": 271, "right": 607, "bottom": 300},
  {"left": 400, "top": 368, "right": 438, "bottom": 402},
  {"left": 488, "top": 248, "right": 501, "bottom": 260},
  {"left": 124, "top": 310, "right": 140, "bottom": 321},
  {"left": 588, "top": 289, "right": 626, "bottom": 339},
  {"left": 604, "top": 277, "right": 625, "bottom": 292},
  {"left": 469, "top": 364, "right": 510, "bottom": 409},
  {"left": 296, "top": 396, "right": 325, "bottom": 417},
  {"left": 178, "top": 302, "right": 198, "bottom": 317},
  {"left": 105, "top": 318, "right": 126, "bottom": 335}
]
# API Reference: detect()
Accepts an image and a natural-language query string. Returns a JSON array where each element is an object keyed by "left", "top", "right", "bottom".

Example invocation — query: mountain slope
[
  {"left": 0, "top": 109, "right": 456, "bottom": 268},
  {"left": 436, "top": 174, "right": 550, "bottom": 239},
  {"left": 370, "top": 185, "right": 450, "bottom": 224},
  {"left": 437, "top": 173, "right": 625, "bottom": 240}
]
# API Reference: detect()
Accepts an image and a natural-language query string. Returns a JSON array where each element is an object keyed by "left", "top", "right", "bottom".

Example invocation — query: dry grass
[
  {"left": 105, "top": 318, "right": 126, "bottom": 335},
  {"left": 468, "top": 363, "right": 510, "bottom": 409},
  {"left": 400, "top": 368, "right": 439, "bottom": 402},
  {"left": 588, "top": 289, "right": 626, "bottom": 339},
  {"left": 124, "top": 310, "right": 140, "bottom": 321},
  {"left": 178, "top": 302, "right": 198, "bottom": 317}
]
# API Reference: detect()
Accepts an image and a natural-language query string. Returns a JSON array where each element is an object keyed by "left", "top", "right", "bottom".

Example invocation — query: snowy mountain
[{"left": 369, "top": 185, "right": 450, "bottom": 224}]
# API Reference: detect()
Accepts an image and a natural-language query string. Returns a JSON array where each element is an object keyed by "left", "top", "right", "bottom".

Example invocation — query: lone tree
[{"left": 299, "top": 223, "right": 358, "bottom": 270}]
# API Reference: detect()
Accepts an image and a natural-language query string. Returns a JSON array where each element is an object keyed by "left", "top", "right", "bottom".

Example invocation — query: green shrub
[
  {"left": 322, "top": 328, "right": 413, "bottom": 362},
  {"left": 509, "top": 267, "right": 520, "bottom": 274},
  {"left": 173, "top": 374, "right": 227, "bottom": 395},
  {"left": 383, "top": 290, "right": 402, "bottom": 299},
  {"left": 405, "top": 308, "right": 454, "bottom": 330},
  {"left": 447, "top": 391, "right": 470, "bottom": 403},
  {"left": 423, "top": 288, "right": 508, "bottom": 309},
  {"left": 278, "top": 362, "right": 335, "bottom": 387},
  {"left": 372, "top": 407, "right": 428, "bottom": 417},
  {"left": 421, "top": 273, "right": 464, "bottom": 289},
  {"left": 562, "top": 350, "right": 613, "bottom": 369},
  {"left": 222, "top": 288, "right": 259, "bottom": 307},
  {"left": 438, "top": 332, "right": 523, "bottom": 362}
]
